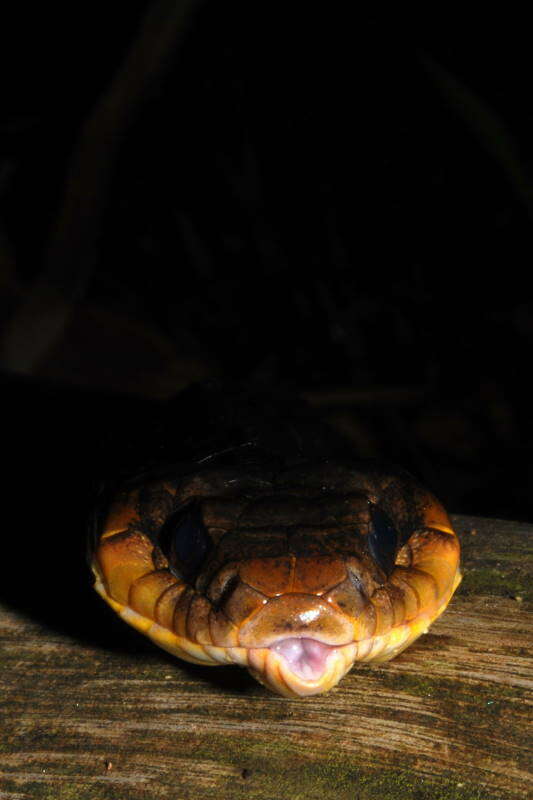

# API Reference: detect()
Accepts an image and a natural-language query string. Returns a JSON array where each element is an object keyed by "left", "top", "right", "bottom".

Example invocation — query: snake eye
[
  {"left": 160, "top": 504, "right": 212, "bottom": 581},
  {"left": 368, "top": 505, "right": 399, "bottom": 577}
]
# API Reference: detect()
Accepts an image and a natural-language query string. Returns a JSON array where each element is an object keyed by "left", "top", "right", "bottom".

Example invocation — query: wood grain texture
[{"left": 0, "top": 515, "right": 531, "bottom": 800}]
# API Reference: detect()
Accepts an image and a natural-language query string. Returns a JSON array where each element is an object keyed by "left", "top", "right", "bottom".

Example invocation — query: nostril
[
  {"left": 207, "top": 566, "right": 240, "bottom": 606},
  {"left": 216, "top": 575, "right": 240, "bottom": 608},
  {"left": 346, "top": 566, "right": 369, "bottom": 600}
]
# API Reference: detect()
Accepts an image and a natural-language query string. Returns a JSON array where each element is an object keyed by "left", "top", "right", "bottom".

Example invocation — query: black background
[{"left": 1, "top": 1, "right": 532, "bottom": 574}]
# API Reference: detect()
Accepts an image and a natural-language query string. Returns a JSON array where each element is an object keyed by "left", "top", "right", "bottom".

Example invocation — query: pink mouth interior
[{"left": 270, "top": 638, "right": 336, "bottom": 681}]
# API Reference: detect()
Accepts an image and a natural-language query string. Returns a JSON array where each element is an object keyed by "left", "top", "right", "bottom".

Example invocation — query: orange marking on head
[
  {"left": 292, "top": 557, "right": 347, "bottom": 595},
  {"left": 102, "top": 491, "right": 139, "bottom": 538},
  {"left": 96, "top": 530, "right": 154, "bottom": 605},
  {"left": 239, "top": 557, "right": 292, "bottom": 596}
]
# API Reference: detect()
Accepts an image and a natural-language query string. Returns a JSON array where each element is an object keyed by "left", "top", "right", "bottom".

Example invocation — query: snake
[{"left": 89, "top": 383, "right": 461, "bottom": 698}]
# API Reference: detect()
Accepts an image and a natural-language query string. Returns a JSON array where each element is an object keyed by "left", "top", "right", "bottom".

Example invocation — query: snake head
[{"left": 91, "top": 462, "right": 461, "bottom": 698}]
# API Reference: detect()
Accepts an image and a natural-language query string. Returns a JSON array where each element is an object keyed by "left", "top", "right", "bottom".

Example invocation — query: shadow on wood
[{"left": 0, "top": 515, "right": 531, "bottom": 799}]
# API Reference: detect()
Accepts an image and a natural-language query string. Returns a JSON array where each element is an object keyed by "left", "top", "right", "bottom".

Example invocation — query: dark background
[{"left": 1, "top": 3, "right": 532, "bottom": 535}]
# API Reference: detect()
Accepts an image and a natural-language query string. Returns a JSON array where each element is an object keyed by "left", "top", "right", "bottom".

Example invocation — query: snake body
[{"left": 90, "top": 385, "right": 461, "bottom": 697}]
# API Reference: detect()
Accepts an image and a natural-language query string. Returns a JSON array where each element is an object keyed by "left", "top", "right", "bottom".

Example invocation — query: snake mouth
[
  {"left": 269, "top": 637, "right": 338, "bottom": 682},
  {"left": 247, "top": 635, "right": 355, "bottom": 696}
]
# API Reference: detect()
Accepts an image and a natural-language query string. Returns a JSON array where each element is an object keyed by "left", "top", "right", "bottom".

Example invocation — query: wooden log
[{"left": 0, "top": 515, "right": 531, "bottom": 800}]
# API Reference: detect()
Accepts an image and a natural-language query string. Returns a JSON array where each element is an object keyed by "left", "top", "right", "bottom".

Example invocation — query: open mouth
[{"left": 270, "top": 637, "right": 338, "bottom": 681}]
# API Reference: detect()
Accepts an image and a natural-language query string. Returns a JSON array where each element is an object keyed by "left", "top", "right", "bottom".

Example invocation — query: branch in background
[
  {"left": 304, "top": 385, "right": 429, "bottom": 408},
  {"left": 218, "top": 135, "right": 290, "bottom": 275},
  {"left": 1, "top": 0, "right": 204, "bottom": 374},
  {"left": 419, "top": 52, "right": 533, "bottom": 222}
]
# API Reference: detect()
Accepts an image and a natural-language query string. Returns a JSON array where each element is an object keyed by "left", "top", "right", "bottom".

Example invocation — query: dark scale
[
  {"left": 92, "top": 382, "right": 434, "bottom": 594},
  {"left": 367, "top": 505, "right": 400, "bottom": 577}
]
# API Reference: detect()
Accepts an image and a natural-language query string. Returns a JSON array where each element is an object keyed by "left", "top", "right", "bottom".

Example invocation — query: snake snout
[
  {"left": 270, "top": 637, "right": 337, "bottom": 681},
  {"left": 237, "top": 593, "right": 354, "bottom": 647},
  {"left": 244, "top": 599, "right": 357, "bottom": 697}
]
